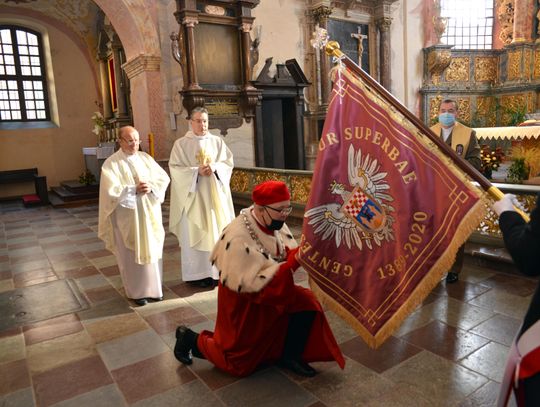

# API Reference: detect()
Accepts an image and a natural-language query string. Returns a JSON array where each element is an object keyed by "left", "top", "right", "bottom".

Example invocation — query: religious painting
[
  {"left": 194, "top": 23, "right": 241, "bottom": 86},
  {"left": 107, "top": 57, "right": 118, "bottom": 112},
  {"left": 327, "top": 20, "right": 370, "bottom": 74}
]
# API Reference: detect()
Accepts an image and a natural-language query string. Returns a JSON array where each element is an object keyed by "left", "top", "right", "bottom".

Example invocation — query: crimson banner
[{"left": 298, "top": 67, "right": 486, "bottom": 348}]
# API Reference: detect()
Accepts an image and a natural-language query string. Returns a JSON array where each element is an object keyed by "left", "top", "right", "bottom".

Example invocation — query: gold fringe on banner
[{"left": 309, "top": 199, "right": 486, "bottom": 349}]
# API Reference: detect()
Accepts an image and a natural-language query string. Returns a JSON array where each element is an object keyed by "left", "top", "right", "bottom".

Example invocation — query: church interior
[{"left": 1, "top": 0, "right": 539, "bottom": 405}]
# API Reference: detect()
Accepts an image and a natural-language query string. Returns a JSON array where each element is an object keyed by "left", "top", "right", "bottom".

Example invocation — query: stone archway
[{"left": 93, "top": 0, "right": 167, "bottom": 159}]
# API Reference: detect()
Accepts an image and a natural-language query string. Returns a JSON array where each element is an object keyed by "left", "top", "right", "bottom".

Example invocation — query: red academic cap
[{"left": 252, "top": 181, "right": 290, "bottom": 206}]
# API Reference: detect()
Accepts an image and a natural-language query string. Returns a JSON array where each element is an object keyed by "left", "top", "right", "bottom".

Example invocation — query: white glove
[{"left": 492, "top": 194, "right": 521, "bottom": 216}]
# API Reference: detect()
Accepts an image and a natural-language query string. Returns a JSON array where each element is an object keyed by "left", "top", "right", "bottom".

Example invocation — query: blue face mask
[{"left": 438, "top": 112, "right": 456, "bottom": 127}]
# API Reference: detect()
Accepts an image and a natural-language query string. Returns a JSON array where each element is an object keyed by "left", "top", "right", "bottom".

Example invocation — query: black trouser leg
[
  {"left": 190, "top": 332, "right": 205, "bottom": 359},
  {"left": 184, "top": 329, "right": 205, "bottom": 359},
  {"left": 281, "top": 311, "right": 316, "bottom": 361},
  {"left": 522, "top": 372, "right": 540, "bottom": 406},
  {"left": 450, "top": 244, "right": 465, "bottom": 275}
]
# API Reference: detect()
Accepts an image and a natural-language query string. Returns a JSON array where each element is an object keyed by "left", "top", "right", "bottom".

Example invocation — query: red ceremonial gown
[{"left": 196, "top": 208, "right": 345, "bottom": 377}]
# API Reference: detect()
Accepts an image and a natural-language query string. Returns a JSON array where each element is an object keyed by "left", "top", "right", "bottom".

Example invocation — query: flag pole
[{"left": 323, "top": 40, "right": 529, "bottom": 222}]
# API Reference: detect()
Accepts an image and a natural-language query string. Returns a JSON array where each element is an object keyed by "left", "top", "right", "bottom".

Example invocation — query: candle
[{"left": 148, "top": 133, "right": 155, "bottom": 157}]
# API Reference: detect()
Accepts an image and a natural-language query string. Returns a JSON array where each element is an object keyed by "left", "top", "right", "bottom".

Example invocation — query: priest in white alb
[
  {"left": 169, "top": 107, "right": 235, "bottom": 287},
  {"left": 98, "top": 126, "right": 170, "bottom": 306}
]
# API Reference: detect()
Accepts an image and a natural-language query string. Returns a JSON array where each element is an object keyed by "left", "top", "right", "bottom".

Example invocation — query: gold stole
[{"left": 430, "top": 122, "right": 472, "bottom": 157}]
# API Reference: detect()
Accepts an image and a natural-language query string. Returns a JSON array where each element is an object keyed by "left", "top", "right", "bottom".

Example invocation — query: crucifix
[{"left": 351, "top": 27, "right": 368, "bottom": 67}]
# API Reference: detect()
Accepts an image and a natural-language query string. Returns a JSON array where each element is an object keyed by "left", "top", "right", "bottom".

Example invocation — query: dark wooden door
[{"left": 261, "top": 97, "right": 302, "bottom": 169}]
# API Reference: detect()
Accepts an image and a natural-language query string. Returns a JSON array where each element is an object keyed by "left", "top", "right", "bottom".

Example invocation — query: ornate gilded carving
[
  {"left": 501, "top": 94, "right": 527, "bottom": 124},
  {"left": 476, "top": 96, "right": 497, "bottom": 127},
  {"left": 432, "top": 0, "right": 449, "bottom": 45},
  {"left": 496, "top": 0, "right": 515, "bottom": 45},
  {"left": 535, "top": 49, "right": 540, "bottom": 78},
  {"left": 479, "top": 195, "right": 536, "bottom": 236},
  {"left": 474, "top": 57, "right": 498, "bottom": 83},
  {"left": 205, "top": 99, "right": 239, "bottom": 116},
  {"left": 239, "top": 23, "right": 252, "bottom": 33},
  {"left": 182, "top": 16, "right": 198, "bottom": 27},
  {"left": 429, "top": 95, "right": 443, "bottom": 123},
  {"left": 457, "top": 98, "right": 471, "bottom": 125},
  {"left": 230, "top": 168, "right": 308, "bottom": 204},
  {"left": 204, "top": 5, "right": 225, "bottom": 15},
  {"left": 524, "top": 49, "right": 532, "bottom": 80},
  {"left": 427, "top": 49, "right": 452, "bottom": 85},
  {"left": 445, "top": 57, "right": 470, "bottom": 82},
  {"left": 290, "top": 176, "right": 312, "bottom": 204},
  {"left": 432, "top": 16, "right": 449, "bottom": 44},
  {"left": 253, "top": 172, "right": 287, "bottom": 187},
  {"left": 230, "top": 170, "right": 250, "bottom": 193},
  {"left": 311, "top": 6, "right": 332, "bottom": 24},
  {"left": 507, "top": 49, "right": 522, "bottom": 80},
  {"left": 376, "top": 17, "right": 392, "bottom": 32},
  {"left": 527, "top": 92, "right": 535, "bottom": 112}
]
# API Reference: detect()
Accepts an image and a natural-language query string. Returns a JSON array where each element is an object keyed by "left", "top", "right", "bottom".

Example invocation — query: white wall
[{"left": 391, "top": 0, "right": 425, "bottom": 116}]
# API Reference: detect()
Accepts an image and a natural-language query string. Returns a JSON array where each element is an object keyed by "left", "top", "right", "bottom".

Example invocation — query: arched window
[
  {"left": 440, "top": 0, "right": 494, "bottom": 49},
  {"left": 0, "top": 25, "right": 50, "bottom": 121}
]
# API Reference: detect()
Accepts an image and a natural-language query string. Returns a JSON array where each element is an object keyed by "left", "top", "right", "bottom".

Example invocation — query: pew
[{"left": 0, "top": 168, "right": 49, "bottom": 206}]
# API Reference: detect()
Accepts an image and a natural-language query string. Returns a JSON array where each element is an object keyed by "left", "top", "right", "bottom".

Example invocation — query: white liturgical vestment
[
  {"left": 98, "top": 150, "right": 170, "bottom": 299},
  {"left": 169, "top": 130, "right": 235, "bottom": 282}
]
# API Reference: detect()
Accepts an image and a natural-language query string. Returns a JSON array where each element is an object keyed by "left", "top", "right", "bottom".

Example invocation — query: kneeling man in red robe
[{"left": 174, "top": 180, "right": 345, "bottom": 377}]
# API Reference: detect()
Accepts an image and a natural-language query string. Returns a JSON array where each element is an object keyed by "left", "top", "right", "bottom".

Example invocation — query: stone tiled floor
[{"left": 0, "top": 200, "right": 534, "bottom": 406}]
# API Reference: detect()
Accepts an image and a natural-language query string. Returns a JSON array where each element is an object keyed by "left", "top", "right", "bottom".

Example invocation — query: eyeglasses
[
  {"left": 264, "top": 205, "right": 293, "bottom": 216},
  {"left": 120, "top": 138, "right": 140, "bottom": 146}
]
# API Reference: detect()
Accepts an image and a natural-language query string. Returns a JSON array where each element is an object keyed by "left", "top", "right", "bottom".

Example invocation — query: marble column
[
  {"left": 376, "top": 17, "right": 392, "bottom": 90},
  {"left": 182, "top": 16, "right": 201, "bottom": 90},
  {"left": 240, "top": 22, "right": 256, "bottom": 91},
  {"left": 312, "top": 5, "right": 333, "bottom": 106}
]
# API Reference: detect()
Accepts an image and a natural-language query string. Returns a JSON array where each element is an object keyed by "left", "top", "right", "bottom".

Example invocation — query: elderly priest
[{"left": 98, "top": 126, "right": 170, "bottom": 306}]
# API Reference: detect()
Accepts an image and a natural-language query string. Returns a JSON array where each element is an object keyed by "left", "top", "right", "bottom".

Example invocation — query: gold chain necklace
[{"left": 241, "top": 209, "right": 285, "bottom": 262}]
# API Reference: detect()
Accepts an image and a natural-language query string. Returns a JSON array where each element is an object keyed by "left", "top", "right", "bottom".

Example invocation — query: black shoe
[
  {"left": 188, "top": 278, "right": 214, "bottom": 288},
  {"left": 445, "top": 272, "right": 459, "bottom": 284},
  {"left": 174, "top": 326, "right": 193, "bottom": 365},
  {"left": 148, "top": 297, "right": 163, "bottom": 302},
  {"left": 133, "top": 298, "right": 147, "bottom": 306},
  {"left": 278, "top": 359, "right": 317, "bottom": 377}
]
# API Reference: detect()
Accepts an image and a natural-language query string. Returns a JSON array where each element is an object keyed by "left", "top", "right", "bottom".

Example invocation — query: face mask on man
[
  {"left": 438, "top": 112, "right": 456, "bottom": 127},
  {"left": 266, "top": 219, "right": 285, "bottom": 231}
]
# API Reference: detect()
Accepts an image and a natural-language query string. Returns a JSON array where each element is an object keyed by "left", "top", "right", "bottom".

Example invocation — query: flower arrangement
[
  {"left": 78, "top": 170, "right": 96, "bottom": 186},
  {"left": 91, "top": 111, "right": 106, "bottom": 142},
  {"left": 480, "top": 145, "right": 504, "bottom": 179}
]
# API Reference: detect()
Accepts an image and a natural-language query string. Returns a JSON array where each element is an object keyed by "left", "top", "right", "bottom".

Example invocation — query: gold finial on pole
[{"left": 325, "top": 41, "right": 344, "bottom": 58}]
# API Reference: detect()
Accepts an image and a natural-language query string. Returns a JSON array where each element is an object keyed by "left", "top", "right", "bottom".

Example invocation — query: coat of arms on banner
[
  {"left": 304, "top": 144, "right": 395, "bottom": 250},
  {"left": 342, "top": 187, "right": 386, "bottom": 232}
]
